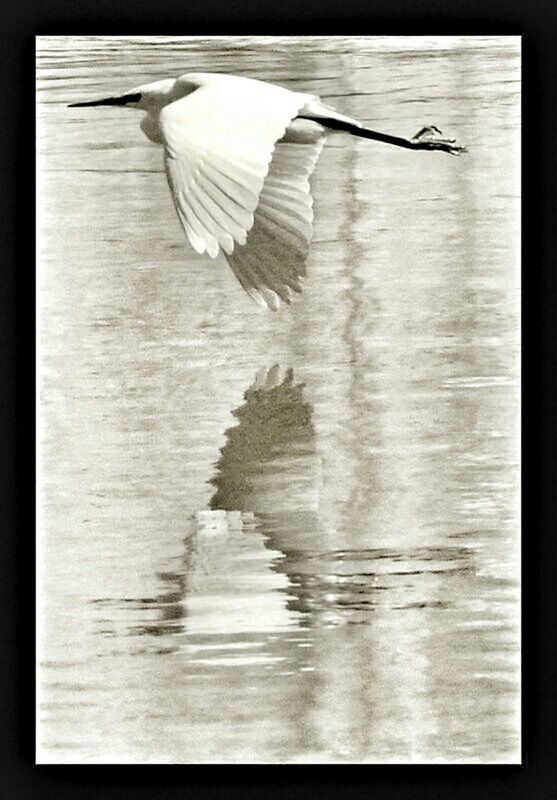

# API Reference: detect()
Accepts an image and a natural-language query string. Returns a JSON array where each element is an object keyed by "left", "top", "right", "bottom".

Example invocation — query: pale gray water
[{"left": 37, "top": 36, "right": 521, "bottom": 763}]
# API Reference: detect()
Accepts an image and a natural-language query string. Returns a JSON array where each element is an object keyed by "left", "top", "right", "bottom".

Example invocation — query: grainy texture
[{"left": 37, "top": 35, "right": 521, "bottom": 764}]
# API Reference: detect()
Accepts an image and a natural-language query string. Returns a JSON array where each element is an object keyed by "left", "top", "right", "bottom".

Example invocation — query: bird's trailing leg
[
  {"left": 352, "top": 122, "right": 467, "bottom": 155},
  {"left": 306, "top": 114, "right": 467, "bottom": 155},
  {"left": 409, "top": 125, "right": 467, "bottom": 155}
]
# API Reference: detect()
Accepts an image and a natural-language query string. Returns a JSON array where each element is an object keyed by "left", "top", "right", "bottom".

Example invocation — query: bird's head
[{"left": 68, "top": 77, "right": 198, "bottom": 112}]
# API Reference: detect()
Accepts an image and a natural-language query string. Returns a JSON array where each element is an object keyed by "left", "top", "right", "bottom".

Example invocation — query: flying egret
[{"left": 69, "top": 72, "right": 465, "bottom": 310}]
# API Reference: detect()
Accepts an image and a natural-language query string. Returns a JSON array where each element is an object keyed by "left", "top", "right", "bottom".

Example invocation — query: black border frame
[{"left": 2, "top": 0, "right": 554, "bottom": 796}]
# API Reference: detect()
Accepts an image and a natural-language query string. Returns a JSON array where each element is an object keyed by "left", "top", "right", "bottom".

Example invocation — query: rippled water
[{"left": 37, "top": 36, "right": 521, "bottom": 763}]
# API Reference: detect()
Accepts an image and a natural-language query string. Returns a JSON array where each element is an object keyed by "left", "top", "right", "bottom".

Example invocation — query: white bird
[{"left": 69, "top": 72, "right": 465, "bottom": 310}]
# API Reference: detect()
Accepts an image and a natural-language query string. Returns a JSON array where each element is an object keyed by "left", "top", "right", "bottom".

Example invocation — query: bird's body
[{"left": 69, "top": 72, "right": 465, "bottom": 310}]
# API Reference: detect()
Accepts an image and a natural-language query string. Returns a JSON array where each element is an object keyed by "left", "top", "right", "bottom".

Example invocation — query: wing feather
[
  {"left": 254, "top": 206, "right": 311, "bottom": 256},
  {"left": 161, "top": 75, "right": 315, "bottom": 258},
  {"left": 225, "top": 120, "right": 326, "bottom": 309},
  {"left": 195, "top": 170, "right": 252, "bottom": 237},
  {"left": 198, "top": 159, "right": 259, "bottom": 213},
  {"left": 188, "top": 182, "right": 235, "bottom": 255},
  {"left": 178, "top": 196, "right": 219, "bottom": 257},
  {"left": 241, "top": 249, "right": 292, "bottom": 305}
]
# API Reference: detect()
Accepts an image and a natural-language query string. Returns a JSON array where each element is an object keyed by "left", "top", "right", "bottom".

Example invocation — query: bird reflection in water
[
  {"left": 210, "top": 364, "right": 318, "bottom": 515},
  {"left": 208, "top": 365, "right": 472, "bottom": 623},
  {"left": 130, "top": 365, "right": 318, "bottom": 647},
  {"left": 209, "top": 365, "right": 330, "bottom": 619},
  {"left": 209, "top": 364, "right": 367, "bottom": 623},
  {"left": 131, "top": 364, "right": 472, "bottom": 645},
  {"left": 131, "top": 365, "right": 322, "bottom": 646}
]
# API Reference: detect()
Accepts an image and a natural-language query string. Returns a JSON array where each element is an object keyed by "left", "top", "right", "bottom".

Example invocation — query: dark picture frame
[{"left": 2, "top": 0, "right": 553, "bottom": 796}]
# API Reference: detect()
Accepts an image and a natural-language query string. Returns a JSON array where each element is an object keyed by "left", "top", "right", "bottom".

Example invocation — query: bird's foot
[{"left": 411, "top": 125, "right": 467, "bottom": 155}]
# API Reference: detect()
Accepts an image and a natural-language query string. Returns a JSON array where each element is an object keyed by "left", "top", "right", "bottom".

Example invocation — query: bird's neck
[{"left": 140, "top": 112, "right": 163, "bottom": 144}]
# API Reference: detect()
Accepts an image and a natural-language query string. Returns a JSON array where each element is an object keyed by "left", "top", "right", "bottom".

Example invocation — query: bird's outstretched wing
[
  {"left": 160, "top": 76, "right": 315, "bottom": 260},
  {"left": 225, "top": 119, "right": 326, "bottom": 310}
]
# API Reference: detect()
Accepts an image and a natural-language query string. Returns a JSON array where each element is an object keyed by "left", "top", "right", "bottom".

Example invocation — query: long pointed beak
[{"left": 68, "top": 92, "right": 141, "bottom": 108}]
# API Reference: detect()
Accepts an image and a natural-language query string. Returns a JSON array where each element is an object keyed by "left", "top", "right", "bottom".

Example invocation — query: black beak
[{"left": 68, "top": 92, "right": 142, "bottom": 108}]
